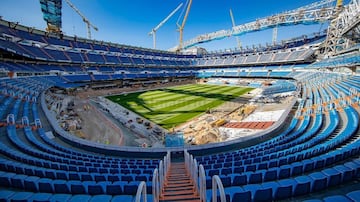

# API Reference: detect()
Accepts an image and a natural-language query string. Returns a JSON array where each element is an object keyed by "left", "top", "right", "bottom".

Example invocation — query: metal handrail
[
  {"left": 7, "top": 114, "right": 14, "bottom": 125},
  {"left": 152, "top": 168, "right": 159, "bottom": 202},
  {"left": 212, "top": 175, "right": 226, "bottom": 202},
  {"left": 199, "top": 164, "right": 206, "bottom": 202},
  {"left": 22, "top": 116, "right": 29, "bottom": 126},
  {"left": 35, "top": 119, "right": 42, "bottom": 128},
  {"left": 152, "top": 152, "right": 171, "bottom": 202},
  {"left": 193, "top": 158, "right": 198, "bottom": 188},
  {"left": 184, "top": 150, "right": 201, "bottom": 199},
  {"left": 184, "top": 149, "right": 189, "bottom": 171},
  {"left": 134, "top": 181, "right": 147, "bottom": 202},
  {"left": 159, "top": 160, "right": 164, "bottom": 192}
]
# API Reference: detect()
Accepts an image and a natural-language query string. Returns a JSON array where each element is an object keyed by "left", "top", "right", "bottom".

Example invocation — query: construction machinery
[
  {"left": 39, "top": 0, "right": 62, "bottom": 34},
  {"left": 182, "top": 0, "right": 341, "bottom": 50},
  {"left": 149, "top": 3, "right": 183, "bottom": 49},
  {"left": 229, "top": 8, "right": 241, "bottom": 48},
  {"left": 64, "top": 0, "right": 98, "bottom": 39},
  {"left": 177, "top": 0, "right": 193, "bottom": 51}
]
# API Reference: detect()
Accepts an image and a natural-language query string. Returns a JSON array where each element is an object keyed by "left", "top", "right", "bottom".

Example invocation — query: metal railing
[
  {"left": 152, "top": 151, "right": 171, "bottom": 202},
  {"left": 185, "top": 150, "right": 207, "bottom": 202},
  {"left": 152, "top": 168, "right": 159, "bottom": 202},
  {"left": 185, "top": 150, "right": 198, "bottom": 188},
  {"left": 198, "top": 164, "right": 206, "bottom": 202},
  {"left": 212, "top": 175, "right": 226, "bottom": 202},
  {"left": 7, "top": 114, "right": 14, "bottom": 125},
  {"left": 135, "top": 181, "right": 147, "bottom": 202}
]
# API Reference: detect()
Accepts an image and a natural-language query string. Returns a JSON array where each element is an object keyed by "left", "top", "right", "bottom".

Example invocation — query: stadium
[{"left": 0, "top": 0, "right": 359, "bottom": 201}]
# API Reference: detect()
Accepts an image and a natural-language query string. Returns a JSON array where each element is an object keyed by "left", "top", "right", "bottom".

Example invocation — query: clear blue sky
[{"left": 0, "top": 0, "right": 336, "bottom": 51}]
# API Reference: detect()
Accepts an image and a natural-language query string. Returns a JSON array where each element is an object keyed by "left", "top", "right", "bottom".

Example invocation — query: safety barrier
[
  {"left": 199, "top": 164, "right": 206, "bottom": 202},
  {"left": 212, "top": 175, "right": 226, "bottom": 202},
  {"left": 152, "top": 151, "right": 170, "bottom": 202},
  {"left": 134, "top": 181, "right": 147, "bottom": 202}
]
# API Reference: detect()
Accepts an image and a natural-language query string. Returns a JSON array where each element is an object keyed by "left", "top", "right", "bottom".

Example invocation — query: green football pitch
[{"left": 106, "top": 84, "right": 253, "bottom": 130}]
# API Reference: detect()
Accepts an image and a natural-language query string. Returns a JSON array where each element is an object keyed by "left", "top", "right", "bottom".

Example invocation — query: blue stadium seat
[
  {"left": 68, "top": 172, "right": 81, "bottom": 181},
  {"left": 243, "top": 184, "right": 272, "bottom": 202},
  {"left": 68, "top": 180, "right": 87, "bottom": 194},
  {"left": 323, "top": 195, "right": 352, "bottom": 202},
  {"left": 333, "top": 165, "right": 354, "bottom": 183},
  {"left": 24, "top": 176, "right": 40, "bottom": 192},
  {"left": 278, "top": 165, "right": 291, "bottom": 179},
  {"left": 106, "top": 181, "right": 125, "bottom": 195},
  {"left": 247, "top": 172, "right": 262, "bottom": 184},
  {"left": 346, "top": 190, "right": 360, "bottom": 202},
  {"left": 276, "top": 178, "right": 295, "bottom": 200},
  {"left": 261, "top": 181, "right": 279, "bottom": 200},
  {"left": 231, "top": 174, "right": 247, "bottom": 186},
  {"left": 293, "top": 176, "right": 311, "bottom": 196},
  {"left": 9, "top": 191, "right": 33, "bottom": 202},
  {"left": 0, "top": 173, "right": 16, "bottom": 187},
  {"left": 11, "top": 174, "right": 27, "bottom": 189},
  {"left": 123, "top": 181, "right": 139, "bottom": 195},
  {"left": 322, "top": 168, "right": 342, "bottom": 187},
  {"left": 38, "top": 178, "right": 53, "bottom": 193},
  {"left": 263, "top": 168, "right": 277, "bottom": 182},
  {"left": 48, "top": 194, "right": 72, "bottom": 202},
  {"left": 53, "top": 179, "right": 70, "bottom": 194},
  {"left": 69, "top": 194, "right": 92, "bottom": 202},
  {"left": 0, "top": 190, "right": 15, "bottom": 201},
  {"left": 110, "top": 195, "right": 134, "bottom": 202},
  {"left": 88, "top": 182, "right": 106, "bottom": 195},
  {"left": 219, "top": 175, "right": 231, "bottom": 187},
  {"left": 29, "top": 193, "right": 52, "bottom": 202},
  {"left": 302, "top": 199, "right": 323, "bottom": 202},
  {"left": 309, "top": 172, "right": 327, "bottom": 192},
  {"left": 291, "top": 162, "right": 303, "bottom": 175},
  {"left": 224, "top": 186, "right": 251, "bottom": 202},
  {"left": 89, "top": 195, "right": 112, "bottom": 202}
]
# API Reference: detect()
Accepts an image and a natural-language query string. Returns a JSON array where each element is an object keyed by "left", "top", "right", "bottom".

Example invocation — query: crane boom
[
  {"left": 149, "top": 3, "right": 183, "bottom": 49},
  {"left": 177, "top": 0, "right": 192, "bottom": 50},
  {"left": 64, "top": 0, "right": 98, "bottom": 39},
  {"left": 229, "top": 9, "right": 241, "bottom": 48}
]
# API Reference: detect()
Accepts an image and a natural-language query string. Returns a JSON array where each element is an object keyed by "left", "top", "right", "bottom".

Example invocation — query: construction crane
[
  {"left": 64, "top": 0, "right": 98, "bottom": 39},
  {"left": 272, "top": 26, "right": 278, "bottom": 45},
  {"left": 149, "top": 3, "right": 183, "bottom": 49},
  {"left": 229, "top": 9, "right": 242, "bottom": 49},
  {"left": 182, "top": 0, "right": 340, "bottom": 49},
  {"left": 177, "top": 0, "right": 192, "bottom": 51}
]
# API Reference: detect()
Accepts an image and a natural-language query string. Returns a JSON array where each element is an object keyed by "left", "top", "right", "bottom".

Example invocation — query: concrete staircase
[{"left": 160, "top": 162, "right": 200, "bottom": 202}]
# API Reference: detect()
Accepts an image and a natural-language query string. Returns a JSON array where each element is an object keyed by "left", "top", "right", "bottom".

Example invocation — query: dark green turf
[{"left": 106, "top": 84, "right": 253, "bottom": 129}]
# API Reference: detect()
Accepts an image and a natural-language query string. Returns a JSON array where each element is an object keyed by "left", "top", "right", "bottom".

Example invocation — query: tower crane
[
  {"left": 229, "top": 9, "right": 242, "bottom": 49},
  {"left": 177, "top": 0, "right": 192, "bottom": 51},
  {"left": 64, "top": 0, "right": 98, "bottom": 39},
  {"left": 149, "top": 3, "right": 183, "bottom": 49}
]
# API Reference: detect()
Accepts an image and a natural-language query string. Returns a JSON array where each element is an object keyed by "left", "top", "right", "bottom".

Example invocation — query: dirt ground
[{"left": 69, "top": 98, "right": 123, "bottom": 145}]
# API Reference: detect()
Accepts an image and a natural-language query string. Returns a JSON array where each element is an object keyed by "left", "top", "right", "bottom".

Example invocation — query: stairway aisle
[{"left": 160, "top": 162, "right": 201, "bottom": 202}]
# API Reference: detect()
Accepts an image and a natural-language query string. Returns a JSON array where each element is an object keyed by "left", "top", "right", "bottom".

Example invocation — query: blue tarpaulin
[{"left": 165, "top": 132, "right": 184, "bottom": 147}]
